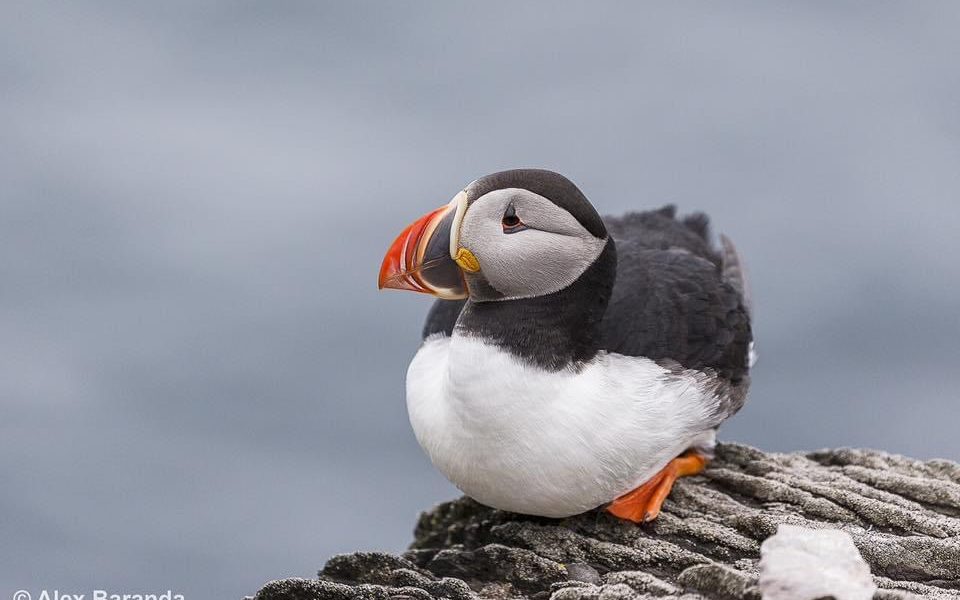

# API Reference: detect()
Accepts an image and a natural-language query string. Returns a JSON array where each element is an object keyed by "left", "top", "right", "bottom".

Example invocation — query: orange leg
[{"left": 606, "top": 451, "right": 707, "bottom": 523}]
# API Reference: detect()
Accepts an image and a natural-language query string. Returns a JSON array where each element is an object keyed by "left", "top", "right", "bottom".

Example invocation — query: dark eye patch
[{"left": 502, "top": 204, "right": 527, "bottom": 233}]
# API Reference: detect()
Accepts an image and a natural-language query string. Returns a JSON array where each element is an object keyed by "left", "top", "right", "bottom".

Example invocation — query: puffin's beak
[{"left": 378, "top": 195, "right": 468, "bottom": 300}]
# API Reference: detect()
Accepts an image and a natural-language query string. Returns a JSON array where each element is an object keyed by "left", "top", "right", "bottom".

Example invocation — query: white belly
[{"left": 406, "top": 335, "right": 720, "bottom": 518}]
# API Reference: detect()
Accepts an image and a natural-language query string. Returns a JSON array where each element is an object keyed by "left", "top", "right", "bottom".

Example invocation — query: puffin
[{"left": 378, "top": 169, "right": 753, "bottom": 523}]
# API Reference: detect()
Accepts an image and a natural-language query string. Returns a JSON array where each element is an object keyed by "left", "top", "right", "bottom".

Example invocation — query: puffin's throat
[{"left": 454, "top": 239, "right": 617, "bottom": 371}]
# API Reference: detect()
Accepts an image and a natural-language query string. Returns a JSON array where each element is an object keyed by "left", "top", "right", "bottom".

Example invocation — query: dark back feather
[{"left": 601, "top": 207, "right": 752, "bottom": 385}]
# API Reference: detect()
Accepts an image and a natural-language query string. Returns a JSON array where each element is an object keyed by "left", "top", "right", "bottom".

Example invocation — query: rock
[
  {"left": 678, "top": 564, "right": 758, "bottom": 600},
  {"left": 758, "top": 525, "right": 876, "bottom": 600},
  {"left": 566, "top": 563, "right": 602, "bottom": 585},
  {"left": 252, "top": 443, "right": 960, "bottom": 600}
]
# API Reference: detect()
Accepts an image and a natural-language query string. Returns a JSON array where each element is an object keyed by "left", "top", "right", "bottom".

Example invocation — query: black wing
[{"left": 600, "top": 207, "right": 752, "bottom": 385}]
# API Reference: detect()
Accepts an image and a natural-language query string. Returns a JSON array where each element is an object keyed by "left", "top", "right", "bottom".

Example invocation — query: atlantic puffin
[{"left": 378, "top": 169, "right": 753, "bottom": 523}]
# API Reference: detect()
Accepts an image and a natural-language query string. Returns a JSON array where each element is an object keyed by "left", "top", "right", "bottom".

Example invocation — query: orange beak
[{"left": 378, "top": 198, "right": 468, "bottom": 300}]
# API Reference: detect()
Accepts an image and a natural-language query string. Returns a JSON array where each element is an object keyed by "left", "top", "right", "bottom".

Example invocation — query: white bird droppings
[{"left": 759, "top": 525, "right": 876, "bottom": 600}]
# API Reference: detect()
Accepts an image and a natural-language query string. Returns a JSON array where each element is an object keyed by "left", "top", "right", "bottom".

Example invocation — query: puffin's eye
[{"left": 502, "top": 205, "right": 526, "bottom": 233}]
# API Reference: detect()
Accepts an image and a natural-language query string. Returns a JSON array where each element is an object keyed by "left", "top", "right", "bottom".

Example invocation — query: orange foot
[{"left": 606, "top": 451, "right": 708, "bottom": 523}]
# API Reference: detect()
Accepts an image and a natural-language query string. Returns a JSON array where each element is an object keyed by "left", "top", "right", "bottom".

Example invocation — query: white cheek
[
  {"left": 457, "top": 188, "right": 607, "bottom": 299},
  {"left": 460, "top": 217, "right": 505, "bottom": 266},
  {"left": 490, "top": 231, "right": 577, "bottom": 292},
  {"left": 470, "top": 229, "right": 606, "bottom": 299}
]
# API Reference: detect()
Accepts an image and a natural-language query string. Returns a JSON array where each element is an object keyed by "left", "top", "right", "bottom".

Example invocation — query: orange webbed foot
[{"left": 606, "top": 451, "right": 708, "bottom": 523}]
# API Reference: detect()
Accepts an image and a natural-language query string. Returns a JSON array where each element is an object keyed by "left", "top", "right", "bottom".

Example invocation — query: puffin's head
[{"left": 379, "top": 169, "right": 608, "bottom": 302}]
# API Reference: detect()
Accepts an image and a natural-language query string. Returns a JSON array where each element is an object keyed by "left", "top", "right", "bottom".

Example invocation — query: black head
[
  {"left": 380, "top": 168, "right": 610, "bottom": 303},
  {"left": 456, "top": 169, "right": 608, "bottom": 301}
]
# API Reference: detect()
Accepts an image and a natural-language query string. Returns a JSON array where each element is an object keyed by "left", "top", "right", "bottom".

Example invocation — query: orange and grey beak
[{"left": 378, "top": 193, "right": 470, "bottom": 300}]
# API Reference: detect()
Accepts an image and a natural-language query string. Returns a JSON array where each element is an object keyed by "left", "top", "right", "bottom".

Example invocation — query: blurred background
[{"left": 3, "top": 1, "right": 959, "bottom": 598}]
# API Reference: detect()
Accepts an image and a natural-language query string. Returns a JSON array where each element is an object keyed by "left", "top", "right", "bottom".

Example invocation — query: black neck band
[{"left": 455, "top": 239, "right": 617, "bottom": 370}]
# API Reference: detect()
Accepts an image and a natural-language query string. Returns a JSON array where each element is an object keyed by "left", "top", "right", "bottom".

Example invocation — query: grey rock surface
[{"left": 252, "top": 444, "right": 960, "bottom": 600}]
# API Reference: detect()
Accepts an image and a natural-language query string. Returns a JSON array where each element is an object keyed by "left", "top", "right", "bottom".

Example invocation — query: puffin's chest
[{"left": 405, "top": 335, "right": 717, "bottom": 517}]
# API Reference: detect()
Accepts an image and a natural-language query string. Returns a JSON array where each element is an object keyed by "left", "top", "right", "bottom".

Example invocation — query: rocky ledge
[{"left": 252, "top": 444, "right": 960, "bottom": 599}]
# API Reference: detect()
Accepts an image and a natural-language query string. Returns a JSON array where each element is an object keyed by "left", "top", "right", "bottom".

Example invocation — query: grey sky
[{"left": 2, "top": 2, "right": 959, "bottom": 598}]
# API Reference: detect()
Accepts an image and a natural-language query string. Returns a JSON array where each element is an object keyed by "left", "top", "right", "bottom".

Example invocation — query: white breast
[{"left": 406, "top": 334, "right": 721, "bottom": 518}]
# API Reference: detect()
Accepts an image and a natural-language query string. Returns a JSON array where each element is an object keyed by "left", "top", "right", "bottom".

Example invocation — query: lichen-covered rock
[{"left": 252, "top": 444, "right": 960, "bottom": 600}]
